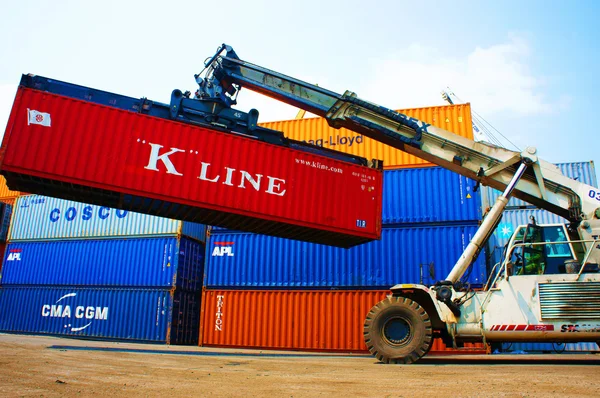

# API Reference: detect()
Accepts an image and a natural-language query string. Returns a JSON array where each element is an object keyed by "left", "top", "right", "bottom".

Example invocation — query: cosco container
[
  {"left": 382, "top": 167, "right": 480, "bottom": 224},
  {"left": 200, "top": 289, "right": 486, "bottom": 354},
  {"left": 9, "top": 195, "right": 206, "bottom": 242},
  {"left": 260, "top": 103, "right": 474, "bottom": 169},
  {"left": 0, "top": 77, "right": 383, "bottom": 248},
  {"left": 482, "top": 161, "right": 598, "bottom": 209},
  {"left": 0, "top": 286, "right": 200, "bottom": 344},
  {"left": 205, "top": 224, "right": 487, "bottom": 288},
  {"left": 1, "top": 237, "right": 204, "bottom": 289},
  {"left": 487, "top": 209, "right": 569, "bottom": 266}
]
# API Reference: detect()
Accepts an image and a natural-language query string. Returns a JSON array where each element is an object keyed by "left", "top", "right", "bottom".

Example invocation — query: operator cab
[{"left": 504, "top": 222, "right": 585, "bottom": 276}]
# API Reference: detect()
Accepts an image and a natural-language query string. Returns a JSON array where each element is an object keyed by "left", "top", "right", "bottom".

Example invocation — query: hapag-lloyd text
[{"left": 142, "top": 141, "right": 287, "bottom": 196}]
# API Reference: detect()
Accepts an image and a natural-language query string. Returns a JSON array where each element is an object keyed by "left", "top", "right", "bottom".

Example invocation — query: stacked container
[
  {"left": 201, "top": 104, "right": 487, "bottom": 354},
  {"left": 482, "top": 161, "right": 599, "bottom": 353},
  {"left": 0, "top": 195, "right": 206, "bottom": 344}
]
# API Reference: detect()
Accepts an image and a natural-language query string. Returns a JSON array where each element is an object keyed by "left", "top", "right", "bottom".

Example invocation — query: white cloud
[{"left": 359, "top": 35, "right": 557, "bottom": 116}]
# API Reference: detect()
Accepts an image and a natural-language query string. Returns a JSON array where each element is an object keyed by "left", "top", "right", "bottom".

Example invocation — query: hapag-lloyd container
[
  {"left": 382, "top": 167, "right": 480, "bottom": 224},
  {"left": 260, "top": 103, "right": 474, "bottom": 169},
  {"left": 482, "top": 161, "right": 598, "bottom": 209},
  {"left": 0, "top": 82, "right": 382, "bottom": 248},
  {"left": 9, "top": 195, "right": 206, "bottom": 242},
  {"left": 200, "top": 289, "right": 485, "bottom": 354},
  {"left": 1, "top": 237, "right": 204, "bottom": 289},
  {"left": 205, "top": 224, "right": 487, "bottom": 288},
  {"left": 0, "top": 286, "right": 201, "bottom": 344}
]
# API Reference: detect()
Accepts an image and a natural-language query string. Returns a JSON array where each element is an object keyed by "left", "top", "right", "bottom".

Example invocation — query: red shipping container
[
  {"left": 0, "top": 85, "right": 382, "bottom": 247},
  {"left": 200, "top": 289, "right": 486, "bottom": 355}
]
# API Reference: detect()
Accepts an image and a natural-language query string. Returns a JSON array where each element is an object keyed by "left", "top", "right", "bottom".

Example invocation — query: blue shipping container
[
  {"left": 0, "top": 286, "right": 200, "bottom": 344},
  {"left": 482, "top": 161, "right": 598, "bottom": 209},
  {"left": 503, "top": 342, "right": 599, "bottom": 353},
  {"left": 1, "top": 237, "right": 204, "bottom": 290},
  {"left": 382, "top": 167, "right": 481, "bottom": 224},
  {"left": 488, "top": 208, "right": 568, "bottom": 266},
  {"left": 205, "top": 224, "right": 487, "bottom": 288},
  {"left": 9, "top": 195, "right": 206, "bottom": 242}
]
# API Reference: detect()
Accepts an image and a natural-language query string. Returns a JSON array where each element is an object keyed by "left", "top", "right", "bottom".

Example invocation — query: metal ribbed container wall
[
  {"left": 382, "top": 167, "right": 480, "bottom": 224},
  {"left": 260, "top": 104, "right": 474, "bottom": 169},
  {"left": 1, "top": 237, "right": 204, "bottom": 289},
  {"left": 9, "top": 195, "right": 206, "bottom": 242},
  {"left": 1, "top": 86, "right": 383, "bottom": 248},
  {"left": 0, "top": 203, "right": 11, "bottom": 242},
  {"left": 482, "top": 161, "right": 598, "bottom": 209},
  {"left": 200, "top": 289, "right": 486, "bottom": 353},
  {"left": 2, "top": 238, "right": 205, "bottom": 291},
  {"left": 205, "top": 224, "right": 487, "bottom": 288},
  {"left": 506, "top": 342, "right": 598, "bottom": 353},
  {"left": 488, "top": 209, "right": 569, "bottom": 266},
  {"left": 0, "top": 286, "right": 200, "bottom": 344}
]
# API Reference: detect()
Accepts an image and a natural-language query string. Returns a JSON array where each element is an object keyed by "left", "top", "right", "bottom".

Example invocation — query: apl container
[
  {"left": 200, "top": 289, "right": 486, "bottom": 354},
  {"left": 1, "top": 237, "right": 204, "bottom": 289},
  {"left": 0, "top": 286, "right": 200, "bottom": 344},
  {"left": 205, "top": 224, "right": 487, "bottom": 288},
  {"left": 9, "top": 195, "right": 206, "bottom": 242},
  {"left": 487, "top": 208, "right": 569, "bottom": 266},
  {"left": 260, "top": 103, "right": 474, "bottom": 169},
  {"left": 482, "top": 161, "right": 598, "bottom": 209},
  {"left": 382, "top": 167, "right": 481, "bottom": 224},
  {"left": 0, "top": 78, "right": 382, "bottom": 248}
]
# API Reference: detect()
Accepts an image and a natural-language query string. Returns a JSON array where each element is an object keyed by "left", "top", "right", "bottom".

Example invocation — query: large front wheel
[{"left": 364, "top": 296, "right": 433, "bottom": 364}]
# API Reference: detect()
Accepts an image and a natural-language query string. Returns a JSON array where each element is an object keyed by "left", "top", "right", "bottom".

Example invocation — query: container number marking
[
  {"left": 589, "top": 189, "right": 600, "bottom": 201},
  {"left": 356, "top": 220, "right": 367, "bottom": 228}
]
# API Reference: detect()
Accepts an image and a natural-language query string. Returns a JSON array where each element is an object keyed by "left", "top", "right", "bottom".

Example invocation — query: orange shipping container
[
  {"left": 0, "top": 175, "right": 25, "bottom": 205},
  {"left": 200, "top": 289, "right": 486, "bottom": 354},
  {"left": 260, "top": 103, "right": 473, "bottom": 169}
]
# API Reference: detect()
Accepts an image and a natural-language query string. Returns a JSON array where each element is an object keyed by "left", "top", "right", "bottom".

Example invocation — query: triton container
[
  {"left": 260, "top": 103, "right": 474, "bottom": 168},
  {"left": 205, "top": 224, "right": 487, "bottom": 288},
  {"left": 0, "top": 286, "right": 200, "bottom": 344},
  {"left": 1, "top": 237, "right": 204, "bottom": 289},
  {"left": 0, "top": 76, "right": 382, "bottom": 248},
  {"left": 9, "top": 195, "right": 206, "bottom": 242},
  {"left": 200, "top": 289, "right": 485, "bottom": 354}
]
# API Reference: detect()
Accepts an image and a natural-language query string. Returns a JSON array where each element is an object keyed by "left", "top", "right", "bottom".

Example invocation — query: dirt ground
[{"left": 0, "top": 334, "right": 598, "bottom": 397}]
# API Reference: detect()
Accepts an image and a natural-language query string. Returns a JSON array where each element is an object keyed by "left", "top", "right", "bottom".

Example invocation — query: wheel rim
[{"left": 382, "top": 316, "right": 412, "bottom": 346}]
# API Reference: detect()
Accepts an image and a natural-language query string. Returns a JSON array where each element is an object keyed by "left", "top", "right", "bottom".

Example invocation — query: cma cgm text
[{"left": 143, "top": 142, "right": 287, "bottom": 196}]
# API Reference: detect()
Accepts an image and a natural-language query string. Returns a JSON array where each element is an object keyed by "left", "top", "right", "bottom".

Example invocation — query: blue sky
[{"left": 1, "top": 0, "right": 598, "bottom": 172}]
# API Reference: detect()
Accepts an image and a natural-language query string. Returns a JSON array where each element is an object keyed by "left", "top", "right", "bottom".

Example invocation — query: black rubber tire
[{"left": 363, "top": 296, "right": 433, "bottom": 364}]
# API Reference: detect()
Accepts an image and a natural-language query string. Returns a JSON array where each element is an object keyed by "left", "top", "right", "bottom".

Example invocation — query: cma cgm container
[
  {"left": 1, "top": 237, "right": 204, "bottom": 289},
  {"left": 260, "top": 103, "right": 474, "bottom": 169},
  {"left": 0, "top": 76, "right": 382, "bottom": 248},
  {"left": 205, "top": 224, "right": 487, "bottom": 288},
  {"left": 382, "top": 167, "right": 480, "bottom": 224},
  {"left": 482, "top": 161, "right": 598, "bottom": 209},
  {"left": 9, "top": 195, "right": 206, "bottom": 242},
  {"left": 0, "top": 286, "right": 200, "bottom": 344},
  {"left": 200, "top": 289, "right": 485, "bottom": 354}
]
